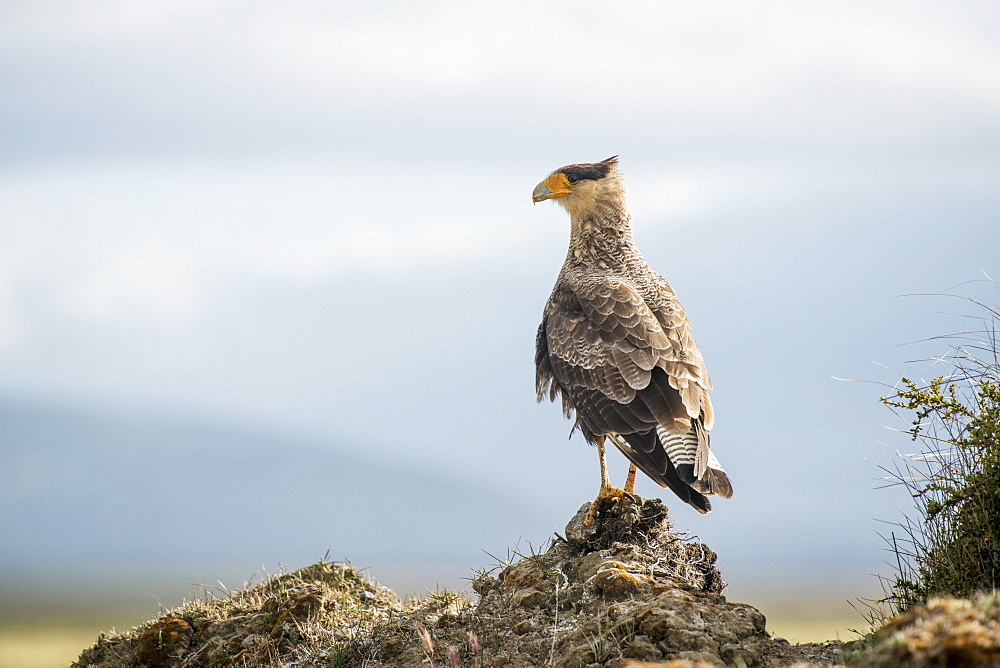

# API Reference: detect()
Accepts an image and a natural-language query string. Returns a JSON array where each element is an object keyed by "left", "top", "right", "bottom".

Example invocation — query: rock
[
  {"left": 367, "top": 495, "right": 772, "bottom": 666},
  {"left": 593, "top": 566, "right": 649, "bottom": 598},
  {"left": 512, "top": 619, "right": 536, "bottom": 635},
  {"left": 135, "top": 618, "right": 192, "bottom": 667},
  {"left": 850, "top": 592, "right": 1000, "bottom": 666},
  {"left": 623, "top": 635, "right": 664, "bottom": 661}
]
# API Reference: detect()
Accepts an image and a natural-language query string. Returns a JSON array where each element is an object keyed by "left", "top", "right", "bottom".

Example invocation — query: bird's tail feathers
[
  {"left": 657, "top": 423, "right": 733, "bottom": 499},
  {"left": 608, "top": 432, "right": 712, "bottom": 514}
]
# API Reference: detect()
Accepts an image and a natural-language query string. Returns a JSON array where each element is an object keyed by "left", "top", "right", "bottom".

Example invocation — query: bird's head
[{"left": 532, "top": 156, "right": 622, "bottom": 214}]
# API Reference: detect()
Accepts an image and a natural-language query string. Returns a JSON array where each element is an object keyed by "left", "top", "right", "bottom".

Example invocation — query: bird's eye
[{"left": 566, "top": 174, "right": 579, "bottom": 184}]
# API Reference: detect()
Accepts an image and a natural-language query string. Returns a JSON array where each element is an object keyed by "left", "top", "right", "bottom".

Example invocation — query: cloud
[
  {"left": 0, "top": 158, "right": 575, "bottom": 340},
  {"left": 2, "top": 1, "right": 998, "bottom": 146},
  {"left": 1, "top": 138, "right": 995, "bottom": 348}
]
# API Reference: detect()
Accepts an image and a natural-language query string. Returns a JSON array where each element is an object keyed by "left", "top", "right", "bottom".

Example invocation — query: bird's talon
[{"left": 583, "top": 484, "right": 628, "bottom": 525}]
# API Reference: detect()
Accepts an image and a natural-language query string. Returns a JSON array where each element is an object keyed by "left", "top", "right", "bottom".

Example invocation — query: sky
[{"left": 1, "top": 0, "right": 999, "bottom": 611}]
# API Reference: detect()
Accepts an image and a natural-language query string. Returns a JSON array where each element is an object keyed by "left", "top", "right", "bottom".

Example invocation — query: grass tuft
[{"left": 870, "top": 278, "right": 1000, "bottom": 621}]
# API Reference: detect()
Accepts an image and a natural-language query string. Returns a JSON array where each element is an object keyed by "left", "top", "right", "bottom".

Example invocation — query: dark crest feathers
[{"left": 556, "top": 156, "right": 619, "bottom": 183}]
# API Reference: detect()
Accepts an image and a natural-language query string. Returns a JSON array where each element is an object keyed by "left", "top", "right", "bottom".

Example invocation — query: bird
[{"left": 532, "top": 156, "right": 732, "bottom": 520}]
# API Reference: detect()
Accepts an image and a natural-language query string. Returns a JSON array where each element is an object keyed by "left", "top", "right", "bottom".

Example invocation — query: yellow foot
[{"left": 583, "top": 484, "right": 628, "bottom": 526}]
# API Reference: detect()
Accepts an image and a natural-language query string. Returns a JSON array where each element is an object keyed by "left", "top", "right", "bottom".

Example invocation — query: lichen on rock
[{"left": 846, "top": 592, "right": 1000, "bottom": 667}]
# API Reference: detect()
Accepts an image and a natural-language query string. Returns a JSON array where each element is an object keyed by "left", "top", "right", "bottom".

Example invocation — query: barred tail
[{"left": 657, "top": 423, "right": 733, "bottom": 499}]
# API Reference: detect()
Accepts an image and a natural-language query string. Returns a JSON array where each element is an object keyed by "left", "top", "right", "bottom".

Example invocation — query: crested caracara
[{"left": 533, "top": 156, "right": 732, "bottom": 519}]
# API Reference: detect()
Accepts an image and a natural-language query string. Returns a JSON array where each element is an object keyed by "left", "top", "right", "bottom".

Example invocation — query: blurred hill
[{"left": 0, "top": 399, "right": 533, "bottom": 593}]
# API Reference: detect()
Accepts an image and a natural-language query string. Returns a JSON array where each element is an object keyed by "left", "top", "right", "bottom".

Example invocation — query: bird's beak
[{"left": 532, "top": 173, "right": 573, "bottom": 203}]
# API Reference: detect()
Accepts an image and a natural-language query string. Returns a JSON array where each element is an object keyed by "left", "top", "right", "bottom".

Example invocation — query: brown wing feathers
[{"left": 537, "top": 277, "right": 731, "bottom": 513}]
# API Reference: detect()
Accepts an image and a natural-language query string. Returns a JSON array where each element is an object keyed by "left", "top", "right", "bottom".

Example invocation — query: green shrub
[{"left": 874, "top": 284, "right": 1000, "bottom": 617}]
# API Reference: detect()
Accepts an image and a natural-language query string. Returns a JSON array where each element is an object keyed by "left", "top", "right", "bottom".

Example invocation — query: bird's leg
[
  {"left": 623, "top": 463, "right": 638, "bottom": 494},
  {"left": 598, "top": 435, "right": 611, "bottom": 488},
  {"left": 584, "top": 436, "right": 627, "bottom": 526}
]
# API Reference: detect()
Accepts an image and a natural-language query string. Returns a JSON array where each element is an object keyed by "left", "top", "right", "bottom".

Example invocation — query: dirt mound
[{"left": 73, "top": 495, "right": 847, "bottom": 667}]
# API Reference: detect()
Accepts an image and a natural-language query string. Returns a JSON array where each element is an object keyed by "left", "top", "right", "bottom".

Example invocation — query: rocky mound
[
  {"left": 74, "top": 495, "right": 847, "bottom": 667},
  {"left": 847, "top": 592, "right": 1000, "bottom": 666}
]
